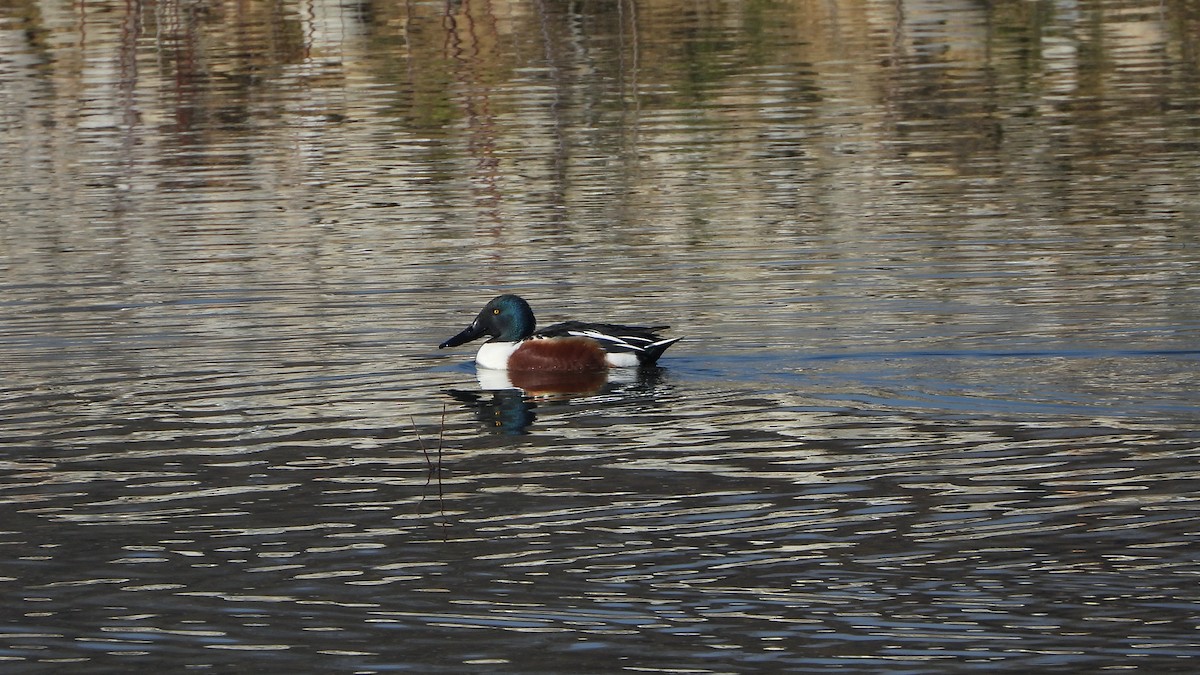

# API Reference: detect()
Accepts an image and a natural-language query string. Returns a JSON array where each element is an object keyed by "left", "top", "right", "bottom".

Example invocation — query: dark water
[{"left": 2, "top": 0, "right": 1200, "bottom": 671}]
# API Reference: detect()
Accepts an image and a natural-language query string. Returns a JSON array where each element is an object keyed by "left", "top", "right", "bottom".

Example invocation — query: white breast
[{"left": 476, "top": 342, "right": 520, "bottom": 370}]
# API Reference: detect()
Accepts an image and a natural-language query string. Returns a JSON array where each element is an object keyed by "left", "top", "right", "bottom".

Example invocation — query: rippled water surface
[{"left": 2, "top": 0, "right": 1200, "bottom": 671}]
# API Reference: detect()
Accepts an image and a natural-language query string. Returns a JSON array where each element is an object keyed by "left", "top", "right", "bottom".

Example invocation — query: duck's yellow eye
[{"left": 493, "top": 308, "right": 501, "bottom": 315}]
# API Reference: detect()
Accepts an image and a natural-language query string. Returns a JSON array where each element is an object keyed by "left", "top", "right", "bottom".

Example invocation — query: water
[{"left": 2, "top": 0, "right": 1199, "bottom": 671}]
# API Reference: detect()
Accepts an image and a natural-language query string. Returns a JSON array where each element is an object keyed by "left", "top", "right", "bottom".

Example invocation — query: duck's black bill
[{"left": 439, "top": 322, "right": 485, "bottom": 349}]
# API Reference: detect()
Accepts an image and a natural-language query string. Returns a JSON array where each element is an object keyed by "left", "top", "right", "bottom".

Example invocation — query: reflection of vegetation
[
  {"left": 150, "top": 0, "right": 307, "bottom": 132},
  {"left": 11, "top": 0, "right": 1197, "bottom": 131},
  {"left": 1, "top": 0, "right": 50, "bottom": 57},
  {"left": 360, "top": 0, "right": 457, "bottom": 129},
  {"left": 4, "top": 0, "right": 1197, "bottom": 189}
]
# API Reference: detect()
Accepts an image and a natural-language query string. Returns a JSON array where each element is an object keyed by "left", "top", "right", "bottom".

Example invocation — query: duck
[{"left": 439, "top": 294, "right": 680, "bottom": 371}]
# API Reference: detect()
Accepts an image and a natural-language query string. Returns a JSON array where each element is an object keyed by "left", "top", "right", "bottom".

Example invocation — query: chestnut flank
[{"left": 509, "top": 337, "right": 608, "bottom": 372}]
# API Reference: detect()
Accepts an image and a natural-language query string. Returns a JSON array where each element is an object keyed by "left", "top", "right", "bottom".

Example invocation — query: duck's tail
[{"left": 636, "top": 336, "right": 682, "bottom": 367}]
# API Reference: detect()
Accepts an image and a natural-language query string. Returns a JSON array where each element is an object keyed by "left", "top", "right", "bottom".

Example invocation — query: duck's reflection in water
[{"left": 446, "top": 368, "right": 666, "bottom": 434}]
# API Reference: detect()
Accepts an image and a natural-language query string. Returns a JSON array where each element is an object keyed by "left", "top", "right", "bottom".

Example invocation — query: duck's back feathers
[{"left": 537, "top": 321, "right": 681, "bottom": 366}]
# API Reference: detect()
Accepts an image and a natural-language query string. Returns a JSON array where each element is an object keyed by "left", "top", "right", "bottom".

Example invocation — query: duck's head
[{"left": 439, "top": 294, "right": 536, "bottom": 348}]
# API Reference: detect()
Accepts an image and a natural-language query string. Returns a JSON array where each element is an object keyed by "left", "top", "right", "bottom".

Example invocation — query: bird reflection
[
  {"left": 445, "top": 388, "right": 537, "bottom": 434},
  {"left": 446, "top": 367, "right": 668, "bottom": 434}
]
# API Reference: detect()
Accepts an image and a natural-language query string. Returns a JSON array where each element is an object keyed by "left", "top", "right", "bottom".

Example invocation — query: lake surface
[{"left": 2, "top": 0, "right": 1199, "bottom": 671}]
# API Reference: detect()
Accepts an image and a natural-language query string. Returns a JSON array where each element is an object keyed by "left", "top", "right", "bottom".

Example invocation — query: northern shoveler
[{"left": 439, "top": 294, "right": 680, "bottom": 371}]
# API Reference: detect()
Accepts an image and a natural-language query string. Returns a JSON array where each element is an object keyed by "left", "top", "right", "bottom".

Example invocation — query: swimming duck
[{"left": 439, "top": 294, "right": 680, "bottom": 371}]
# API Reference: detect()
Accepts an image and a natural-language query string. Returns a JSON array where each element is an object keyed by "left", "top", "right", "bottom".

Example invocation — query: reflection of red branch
[
  {"left": 109, "top": 0, "right": 143, "bottom": 210},
  {"left": 158, "top": 0, "right": 201, "bottom": 133},
  {"left": 616, "top": 0, "right": 641, "bottom": 184},
  {"left": 619, "top": 0, "right": 640, "bottom": 114},
  {"left": 444, "top": 0, "right": 501, "bottom": 217},
  {"left": 532, "top": 0, "right": 566, "bottom": 207},
  {"left": 118, "top": 0, "right": 141, "bottom": 130},
  {"left": 76, "top": 0, "right": 87, "bottom": 52}
]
